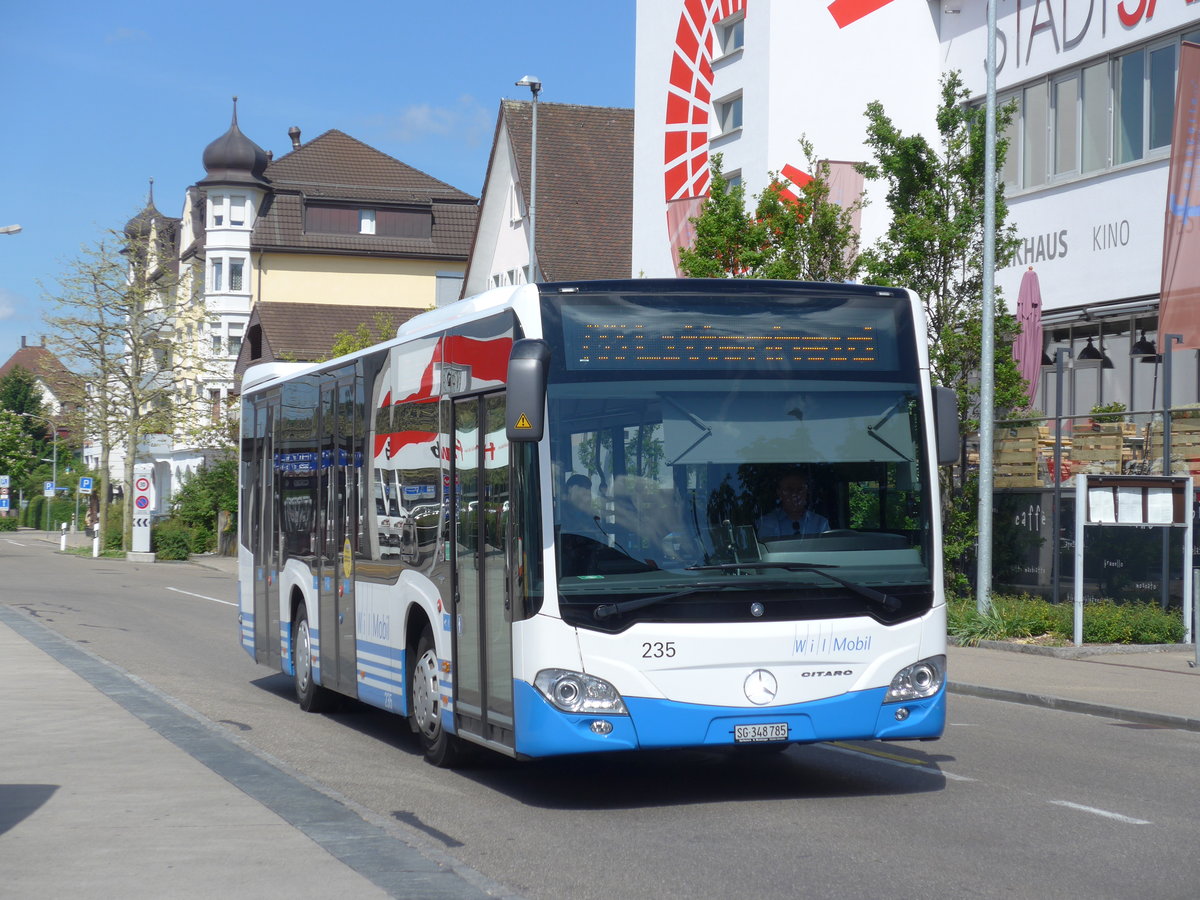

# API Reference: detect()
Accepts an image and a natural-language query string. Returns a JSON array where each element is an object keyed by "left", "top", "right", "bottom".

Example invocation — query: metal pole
[
  {"left": 1074, "top": 473, "right": 1086, "bottom": 646},
  {"left": 51, "top": 429, "right": 57, "bottom": 532},
  {"left": 529, "top": 87, "right": 539, "bottom": 281},
  {"left": 1184, "top": 476, "right": 1193, "bottom": 645},
  {"left": 976, "top": 0, "right": 999, "bottom": 615},
  {"left": 1194, "top": 566, "right": 1199, "bottom": 669},
  {"left": 1052, "top": 349, "right": 1072, "bottom": 606},
  {"left": 1162, "top": 334, "right": 1183, "bottom": 609}
]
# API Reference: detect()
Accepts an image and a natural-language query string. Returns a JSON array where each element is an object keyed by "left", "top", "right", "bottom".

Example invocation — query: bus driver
[{"left": 755, "top": 470, "right": 830, "bottom": 538}]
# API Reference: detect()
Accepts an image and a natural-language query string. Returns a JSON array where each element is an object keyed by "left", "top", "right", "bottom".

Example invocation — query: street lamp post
[
  {"left": 515, "top": 75, "right": 541, "bottom": 282},
  {"left": 19, "top": 412, "right": 57, "bottom": 531}
]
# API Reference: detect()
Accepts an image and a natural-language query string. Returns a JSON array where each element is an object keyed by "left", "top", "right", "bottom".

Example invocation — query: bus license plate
[{"left": 734, "top": 723, "right": 789, "bottom": 743}]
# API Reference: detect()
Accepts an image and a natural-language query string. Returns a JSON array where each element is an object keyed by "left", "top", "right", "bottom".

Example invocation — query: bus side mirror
[
  {"left": 507, "top": 339, "right": 550, "bottom": 442},
  {"left": 933, "top": 386, "right": 960, "bottom": 466}
]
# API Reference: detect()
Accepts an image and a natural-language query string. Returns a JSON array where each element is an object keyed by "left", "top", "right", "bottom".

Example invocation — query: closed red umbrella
[{"left": 1013, "top": 267, "right": 1044, "bottom": 405}]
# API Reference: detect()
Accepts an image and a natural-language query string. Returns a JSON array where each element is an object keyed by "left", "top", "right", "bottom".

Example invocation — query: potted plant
[{"left": 1090, "top": 401, "right": 1127, "bottom": 426}]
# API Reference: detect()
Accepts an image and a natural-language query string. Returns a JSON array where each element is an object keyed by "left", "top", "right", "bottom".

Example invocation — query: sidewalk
[
  {"left": 948, "top": 640, "right": 1200, "bottom": 731},
  {"left": 0, "top": 537, "right": 510, "bottom": 900},
  {"left": 0, "top": 611, "right": 400, "bottom": 899}
]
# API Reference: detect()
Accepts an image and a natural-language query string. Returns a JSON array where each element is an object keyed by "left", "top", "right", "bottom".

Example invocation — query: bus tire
[
  {"left": 293, "top": 604, "right": 335, "bottom": 713},
  {"left": 410, "top": 626, "right": 464, "bottom": 767}
]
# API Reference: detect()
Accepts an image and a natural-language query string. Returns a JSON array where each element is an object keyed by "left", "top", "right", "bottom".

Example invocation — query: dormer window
[{"left": 305, "top": 202, "right": 433, "bottom": 238}]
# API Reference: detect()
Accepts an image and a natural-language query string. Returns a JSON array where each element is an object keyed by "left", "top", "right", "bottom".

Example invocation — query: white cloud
[
  {"left": 387, "top": 96, "right": 493, "bottom": 149},
  {"left": 0, "top": 288, "right": 19, "bottom": 322}
]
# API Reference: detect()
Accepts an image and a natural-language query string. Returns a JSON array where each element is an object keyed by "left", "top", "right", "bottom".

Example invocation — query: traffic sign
[
  {"left": 44, "top": 481, "right": 55, "bottom": 498},
  {"left": 78, "top": 477, "right": 93, "bottom": 494},
  {"left": 0, "top": 475, "right": 9, "bottom": 488}
]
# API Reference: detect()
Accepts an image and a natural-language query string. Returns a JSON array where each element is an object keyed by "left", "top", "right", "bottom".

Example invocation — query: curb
[{"left": 948, "top": 680, "right": 1200, "bottom": 733}]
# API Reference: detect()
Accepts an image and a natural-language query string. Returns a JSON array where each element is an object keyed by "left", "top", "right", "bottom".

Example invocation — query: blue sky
[{"left": 0, "top": 1, "right": 634, "bottom": 349}]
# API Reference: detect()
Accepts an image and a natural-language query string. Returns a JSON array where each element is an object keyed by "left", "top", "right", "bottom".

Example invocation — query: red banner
[{"left": 1159, "top": 43, "right": 1200, "bottom": 349}]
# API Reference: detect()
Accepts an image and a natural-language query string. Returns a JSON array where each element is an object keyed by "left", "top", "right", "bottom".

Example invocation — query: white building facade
[{"left": 949, "top": 2, "right": 1200, "bottom": 421}]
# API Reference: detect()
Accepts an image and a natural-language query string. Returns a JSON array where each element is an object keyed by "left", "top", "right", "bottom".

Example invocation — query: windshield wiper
[
  {"left": 592, "top": 580, "right": 794, "bottom": 620},
  {"left": 866, "top": 395, "right": 914, "bottom": 461},
  {"left": 686, "top": 562, "right": 902, "bottom": 612},
  {"left": 662, "top": 395, "right": 712, "bottom": 465}
]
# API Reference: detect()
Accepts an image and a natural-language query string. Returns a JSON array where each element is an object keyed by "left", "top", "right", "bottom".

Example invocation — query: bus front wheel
[
  {"left": 410, "top": 627, "right": 464, "bottom": 767},
  {"left": 293, "top": 604, "right": 335, "bottom": 713}
]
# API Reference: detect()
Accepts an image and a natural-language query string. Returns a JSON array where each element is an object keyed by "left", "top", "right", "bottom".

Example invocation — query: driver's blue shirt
[{"left": 755, "top": 508, "right": 830, "bottom": 538}]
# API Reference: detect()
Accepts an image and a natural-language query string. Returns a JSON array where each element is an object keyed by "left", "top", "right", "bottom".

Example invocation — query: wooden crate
[
  {"left": 1149, "top": 419, "right": 1200, "bottom": 472},
  {"left": 1071, "top": 432, "right": 1127, "bottom": 470}
]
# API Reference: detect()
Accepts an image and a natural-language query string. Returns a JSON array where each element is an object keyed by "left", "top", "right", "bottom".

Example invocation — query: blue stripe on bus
[
  {"left": 240, "top": 612, "right": 255, "bottom": 659},
  {"left": 512, "top": 681, "right": 946, "bottom": 757}
]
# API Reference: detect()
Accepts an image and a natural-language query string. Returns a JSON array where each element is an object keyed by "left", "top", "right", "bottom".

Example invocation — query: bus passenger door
[
  {"left": 451, "top": 393, "right": 515, "bottom": 752},
  {"left": 317, "top": 377, "right": 359, "bottom": 697},
  {"left": 251, "top": 396, "right": 281, "bottom": 668}
]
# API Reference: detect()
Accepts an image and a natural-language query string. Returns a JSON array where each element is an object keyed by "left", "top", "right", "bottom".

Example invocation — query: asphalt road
[{"left": 4, "top": 536, "right": 1200, "bottom": 900}]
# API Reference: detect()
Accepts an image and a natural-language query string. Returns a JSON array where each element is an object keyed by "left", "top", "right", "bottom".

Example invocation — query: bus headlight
[
  {"left": 885, "top": 655, "right": 946, "bottom": 703},
  {"left": 534, "top": 669, "right": 629, "bottom": 715}
]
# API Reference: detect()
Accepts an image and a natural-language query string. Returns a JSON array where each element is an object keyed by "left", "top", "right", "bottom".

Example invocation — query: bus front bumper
[{"left": 511, "top": 680, "right": 945, "bottom": 758}]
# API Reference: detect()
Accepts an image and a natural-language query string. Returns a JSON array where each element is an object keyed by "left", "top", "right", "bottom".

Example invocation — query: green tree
[
  {"left": 42, "top": 220, "right": 183, "bottom": 550},
  {"left": 858, "top": 71, "right": 1031, "bottom": 594},
  {"left": 0, "top": 366, "right": 46, "bottom": 421},
  {"left": 679, "top": 138, "right": 862, "bottom": 282},
  {"left": 857, "top": 70, "right": 1028, "bottom": 431},
  {"left": 170, "top": 456, "right": 238, "bottom": 550},
  {"left": 325, "top": 311, "right": 399, "bottom": 360},
  {"left": 0, "top": 409, "right": 37, "bottom": 492}
]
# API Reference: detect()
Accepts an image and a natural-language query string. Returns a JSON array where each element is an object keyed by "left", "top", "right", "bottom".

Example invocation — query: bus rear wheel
[
  {"left": 293, "top": 604, "right": 335, "bottom": 713},
  {"left": 409, "top": 627, "right": 465, "bottom": 767}
]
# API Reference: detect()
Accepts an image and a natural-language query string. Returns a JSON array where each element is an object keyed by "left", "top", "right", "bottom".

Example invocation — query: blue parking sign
[{"left": 79, "top": 477, "right": 93, "bottom": 494}]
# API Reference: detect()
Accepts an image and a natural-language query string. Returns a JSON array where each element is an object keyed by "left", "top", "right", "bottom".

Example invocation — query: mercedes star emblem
[{"left": 744, "top": 669, "right": 778, "bottom": 705}]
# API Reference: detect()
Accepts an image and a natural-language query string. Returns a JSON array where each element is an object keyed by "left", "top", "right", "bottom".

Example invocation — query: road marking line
[
  {"left": 4, "top": 540, "right": 25, "bottom": 546},
  {"left": 825, "top": 742, "right": 976, "bottom": 782},
  {"left": 1048, "top": 800, "right": 1151, "bottom": 825},
  {"left": 166, "top": 586, "right": 236, "bottom": 607}
]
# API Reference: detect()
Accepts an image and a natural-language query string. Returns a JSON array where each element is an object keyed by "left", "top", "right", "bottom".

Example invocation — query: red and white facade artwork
[{"left": 634, "top": 0, "right": 941, "bottom": 278}]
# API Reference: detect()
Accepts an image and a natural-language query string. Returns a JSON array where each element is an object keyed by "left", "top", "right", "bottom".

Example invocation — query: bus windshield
[{"left": 542, "top": 287, "right": 933, "bottom": 628}]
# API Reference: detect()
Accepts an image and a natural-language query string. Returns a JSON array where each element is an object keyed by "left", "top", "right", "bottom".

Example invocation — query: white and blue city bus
[{"left": 238, "top": 279, "right": 958, "bottom": 766}]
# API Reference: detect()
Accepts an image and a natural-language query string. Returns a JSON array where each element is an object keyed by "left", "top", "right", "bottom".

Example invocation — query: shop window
[
  {"left": 1080, "top": 62, "right": 1109, "bottom": 174},
  {"left": 1023, "top": 83, "right": 1049, "bottom": 187}
]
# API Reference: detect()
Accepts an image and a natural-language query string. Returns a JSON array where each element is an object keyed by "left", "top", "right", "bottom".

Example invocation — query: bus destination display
[{"left": 561, "top": 307, "right": 898, "bottom": 371}]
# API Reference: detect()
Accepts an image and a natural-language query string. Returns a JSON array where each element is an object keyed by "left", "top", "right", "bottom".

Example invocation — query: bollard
[
  {"left": 59, "top": 521, "right": 67, "bottom": 552},
  {"left": 92, "top": 533, "right": 100, "bottom": 558}
]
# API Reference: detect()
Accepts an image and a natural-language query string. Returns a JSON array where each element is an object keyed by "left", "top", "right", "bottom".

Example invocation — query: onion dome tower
[
  {"left": 124, "top": 178, "right": 161, "bottom": 241},
  {"left": 199, "top": 97, "right": 270, "bottom": 188}
]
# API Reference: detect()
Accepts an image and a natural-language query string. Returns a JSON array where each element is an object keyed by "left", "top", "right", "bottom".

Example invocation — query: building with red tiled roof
[
  {"left": 0, "top": 336, "right": 81, "bottom": 417},
  {"left": 463, "top": 101, "right": 632, "bottom": 296}
]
